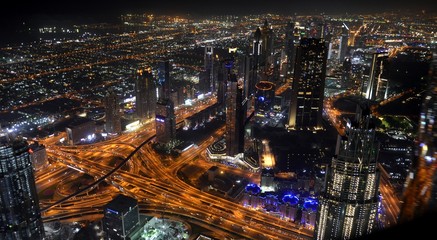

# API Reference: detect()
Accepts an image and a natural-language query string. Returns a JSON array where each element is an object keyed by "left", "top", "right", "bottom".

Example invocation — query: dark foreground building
[{"left": 0, "top": 132, "right": 45, "bottom": 240}]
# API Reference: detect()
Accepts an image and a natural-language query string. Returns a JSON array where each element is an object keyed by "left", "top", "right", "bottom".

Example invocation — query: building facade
[
  {"left": 314, "top": 105, "right": 380, "bottom": 240},
  {"left": 103, "top": 194, "right": 140, "bottom": 240},
  {"left": 0, "top": 133, "right": 45, "bottom": 240}
]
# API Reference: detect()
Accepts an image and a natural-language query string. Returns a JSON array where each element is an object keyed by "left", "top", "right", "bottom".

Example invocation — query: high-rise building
[
  {"left": 104, "top": 88, "right": 122, "bottom": 134},
  {"left": 338, "top": 23, "right": 349, "bottom": 63},
  {"left": 103, "top": 194, "right": 140, "bottom": 240},
  {"left": 201, "top": 46, "right": 214, "bottom": 93},
  {"left": 135, "top": 67, "right": 156, "bottom": 121},
  {"left": 364, "top": 52, "right": 389, "bottom": 101},
  {"left": 250, "top": 27, "right": 262, "bottom": 95},
  {"left": 261, "top": 19, "right": 274, "bottom": 68},
  {"left": 314, "top": 104, "right": 380, "bottom": 240},
  {"left": 225, "top": 70, "right": 245, "bottom": 157},
  {"left": 399, "top": 52, "right": 437, "bottom": 222},
  {"left": 157, "top": 61, "right": 171, "bottom": 100},
  {"left": 288, "top": 38, "right": 327, "bottom": 130},
  {"left": 285, "top": 21, "right": 296, "bottom": 77},
  {"left": 0, "top": 132, "right": 45, "bottom": 240},
  {"left": 155, "top": 98, "right": 176, "bottom": 144}
]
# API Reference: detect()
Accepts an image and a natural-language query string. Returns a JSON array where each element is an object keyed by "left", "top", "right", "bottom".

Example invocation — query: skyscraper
[
  {"left": 399, "top": 52, "right": 437, "bottom": 222},
  {"left": 225, "top": 68, "right": 244, "bottom": 157},
  {"left": 0, "top": 132, "right": 45, "bottom": 240},
  {"left": 155, "top": 98, "right": 176, "bottom": 144},
  {"left": 338, "top": 23, "right": 349, "bottom": 64},
  {"left": 135, "top": 67, "right": 156, "bottom": 121},
  {"left": 261, "top": 19, "right": 274, "bottom": 68},
  {"left": 314, "top": 104, "right": 380, "bottom": 240},
  {"left": 202, "top": 46, "right": 214, "bottom": 93},
  {"left": 288, "top": 38, "right": 327, "bottom": 130},
  {"left": 155, "top": 60, "right": 175, "bottom": 145},
  {"left": 157, "top": 61, "right": 171, "bottom": 100},
  {"left": 102, "top": 194, "right": 140, "bottom": 240},
  {"left": 104, "top": 88, "right": 122, "bottom": 134},
  {"left": 365, "top": 52, "right": 389, "bottom": 101},
  {"left": 285, "top": 21, "right": 296, "bottom": 78}
]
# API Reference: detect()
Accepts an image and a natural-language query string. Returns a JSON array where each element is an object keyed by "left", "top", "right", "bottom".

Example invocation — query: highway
[{"left": 36, "top": 95, "right": 313, "bottom": 239}]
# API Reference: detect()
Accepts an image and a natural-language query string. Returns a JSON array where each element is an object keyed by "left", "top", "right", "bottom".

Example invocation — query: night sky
[{"left": 3, "top": 0, "right": 436, "bottom": 18}]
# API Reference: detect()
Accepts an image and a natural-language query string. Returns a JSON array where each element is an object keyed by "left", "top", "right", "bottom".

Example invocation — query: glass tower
[
  {"left": 0, "top": 133, "right": 45, "bottom": 240},
  {"left": 314, "top": 105, "right": 380, "bottom": 239}
]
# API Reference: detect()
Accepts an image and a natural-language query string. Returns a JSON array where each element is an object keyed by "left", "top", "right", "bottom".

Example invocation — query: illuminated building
[
  {"left": 200, "top": 46, "right": 214, "bottom": 93},
  {"left": 155, "top": 98, "right": 176, "bottom": 144},
  {"left": 288, "top": 38, "right": 327, "bottom": 130},
  {"left": 399, "top": 52, "right": 437, "bottom": 222},
  {"left": 364, "top": 52, "right": 389, "bottom": 101},
  {"left": 103, "top": 194, "right": 140, "bottom": 240},
  {"left": 104, "top": 88, "right": 122, "bottom": 134},
  {"left": 0, "top": 132, "right": 45, "bottom": 239},
  {"left": 314, "top": 105, "right": 380, "bottom": 240},
  {"left": 255, "top": 81, "right": 275, "bottom": 115},
  {"left": 135, "top": 67, "right": 156, "bottom": 121},
  {"left": 249, "top": 27, "right": 262, "bottom": 96},
  {"left": 225, "top": 63, "right": 244, "bottom": 157},
  {"left": 338, "top": 23, "right": 349, "bottom": 63}
]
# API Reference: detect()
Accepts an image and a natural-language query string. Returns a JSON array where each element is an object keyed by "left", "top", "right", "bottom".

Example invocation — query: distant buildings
[
  {"left": 288, "top": 38, "right": 327, "bottom": 130},
  {"left": 314, "top": 104, "right": 380, "bottom": 240},
  {"left": 0, "top": 132, "right": 45, "bottom": 239},
  {"left": 102, "top": 194, "right": 140, "bottom": 240}
]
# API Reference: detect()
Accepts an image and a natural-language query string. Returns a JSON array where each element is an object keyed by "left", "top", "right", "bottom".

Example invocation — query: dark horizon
[
  {"left": 1, "top": 0, "right": 435, "bottom": 47},
  {"left": 2, "top": 0, "right": 436, "bottom": 19}
]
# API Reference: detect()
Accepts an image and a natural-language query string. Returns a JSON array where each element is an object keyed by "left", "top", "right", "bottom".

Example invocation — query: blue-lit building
[
  {"left": 0, "top": 132, "right": 45, "bottom": 240},
  {"left": 255, "top": 81, "right": 275, "bottom": 115},
  {"left": 241, "top": 184, "right": 319, "bottom": 227},
  {"left": 103, "top": 194, "right": 140, "bottom": 240}
]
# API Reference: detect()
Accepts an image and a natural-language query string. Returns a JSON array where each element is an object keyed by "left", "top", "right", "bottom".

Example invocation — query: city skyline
[{"left": 0, "top": 4, "right": 435, "bottom": 239}]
